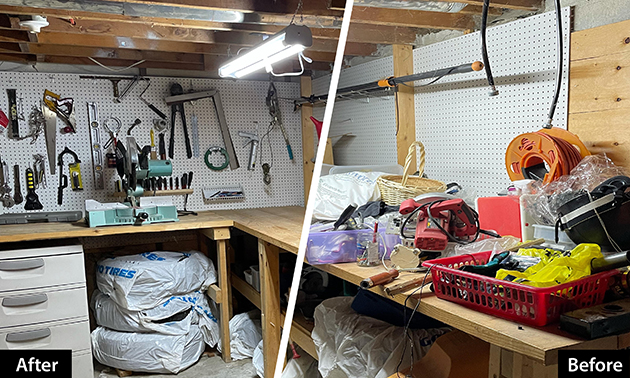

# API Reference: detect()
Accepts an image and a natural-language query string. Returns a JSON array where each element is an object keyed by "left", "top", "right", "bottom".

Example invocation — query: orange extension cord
[{"left": 505, "top": 128, "right": 590, "bottom": 184}]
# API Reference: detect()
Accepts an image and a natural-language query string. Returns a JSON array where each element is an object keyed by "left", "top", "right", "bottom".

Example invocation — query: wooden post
[
  {"left": 258, "top": 240, "right": 281, "bottom": 378},
  {"left": 202, "top": 228, "right": 232, "bottom": 362},
  {"left": 393, "top": 44, "right": 416, "bottom": 169},
  {"left": 300, "top": 75, "right": 315, "bottom": 204}
]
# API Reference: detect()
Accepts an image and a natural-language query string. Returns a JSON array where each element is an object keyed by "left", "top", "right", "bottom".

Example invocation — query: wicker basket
[{"left": 377, "top": 141, "right": 446, "bottom": 206}]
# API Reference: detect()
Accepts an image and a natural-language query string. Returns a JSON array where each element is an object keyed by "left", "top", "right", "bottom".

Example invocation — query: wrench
[{"left": 1, "top": 162, "right": 15, "bottom": 208}]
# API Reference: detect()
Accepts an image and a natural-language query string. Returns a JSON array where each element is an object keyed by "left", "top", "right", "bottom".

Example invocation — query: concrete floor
[{"left": 94, "top": 355, "right": 258, "bottom": 378}]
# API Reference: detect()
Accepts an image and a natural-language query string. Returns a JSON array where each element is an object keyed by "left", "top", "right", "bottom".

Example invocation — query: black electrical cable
[
  {"left": 544, "top": 0, "right": 564, "bottom": 128},
  {"left": 395, "top": 264, "right": 436, "bottom": 378},
  {"left": 481, "top": 0, "right": 499, "bottom": 96}
]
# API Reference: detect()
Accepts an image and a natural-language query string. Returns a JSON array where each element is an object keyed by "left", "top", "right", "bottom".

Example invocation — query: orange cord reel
[{"left": 505, "top": 127, "right": 590, "bottom": 184}]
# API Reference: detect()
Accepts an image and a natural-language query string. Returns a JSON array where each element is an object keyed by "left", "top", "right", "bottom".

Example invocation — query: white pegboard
[
  {"left": 313, "top": 9, "right": 571, "bottom": 196},
  {"left": 0, "top": 73, "right": 304, "bottom": 214},
  {"left": 415, "top": 8, "right": 572, "bottom": 197},
  {"left": 312, "top": 56, "right": 397, "bottom": 165}
]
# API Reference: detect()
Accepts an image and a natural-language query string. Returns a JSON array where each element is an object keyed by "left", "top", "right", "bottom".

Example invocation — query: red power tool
[{"left": 399, "top": 198, "right": 478, "bottom": 251}]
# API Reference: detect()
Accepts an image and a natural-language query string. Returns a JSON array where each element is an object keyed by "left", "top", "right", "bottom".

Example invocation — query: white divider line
[{"left": 273, "top": 0, "right": 355, "bottom": 376}]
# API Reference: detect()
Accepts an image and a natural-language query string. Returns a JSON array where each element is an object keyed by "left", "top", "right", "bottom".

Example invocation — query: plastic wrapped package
[
  {"left": 91, "top": 290, "right": 221, "bottom": 347},
  {"left": 91, "top": 325, "right": 205, "bottom": 374},
  {"left": 306, "top": 216, "right": 400, "bottom": 265},
  {"left": 448, "top": 236, "right": 520, "bottom": 258},
  {"left": 252, "top": 340, "right": 264, "bottom": 378},
  {"left": 312, "top": 297, "right": 447, "bottom": 378},
  {"left": 496, "top": 244, "right": 604, "bottom": 287},
  {"left": 521, "top": 155, "right": 627, "bottom": 225},
  {"left": 312, "top": 171, "right": 385, "bottom": 221},
  {"left": 229, "top": 310, "right": 263, "bottom": 360},
  {"left": 96, "top": 251, "right": 217, "bottom": 311}
]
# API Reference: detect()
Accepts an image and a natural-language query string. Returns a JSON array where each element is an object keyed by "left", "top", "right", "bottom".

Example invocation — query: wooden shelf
[
  {"left": 112, "top": 189, "right": 193, "bottom": 197},
  {"left": 231, "top": 272, "right": 318, "bottom": 360}
]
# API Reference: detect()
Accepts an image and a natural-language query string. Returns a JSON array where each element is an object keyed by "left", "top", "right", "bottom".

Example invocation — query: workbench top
[
  {"left": 0, "top": 206, "right": 305, "bottom": 249},
  {"left": 311, "top": 262, "right": 621, "bottom": 365}
]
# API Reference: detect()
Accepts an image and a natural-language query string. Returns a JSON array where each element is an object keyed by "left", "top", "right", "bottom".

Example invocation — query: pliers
[{"left": 168, "top": 83, "right": 193, "bottom": 159}]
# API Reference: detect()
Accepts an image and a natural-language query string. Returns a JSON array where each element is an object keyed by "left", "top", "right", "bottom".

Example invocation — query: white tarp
[
  {"left": 96, "top": 251, "right": 216, "bottom": 311},
  {"left": 253, "top": 339, "right": 264, "bottom": 377},
  {"left": 229, "top": 310, "right": 263, "bottom": 360},
  {"left": 312, "top": 172, "right": 384, "bottom": 221},
  {"left": 91, "top": 289, "right": 221, "bottom": 347},
  {"left": 91, "top": 325, "right": 205, "bottom": 374},
  {"left": 312, "top": 297, "right": 447, "bottom": 378}
]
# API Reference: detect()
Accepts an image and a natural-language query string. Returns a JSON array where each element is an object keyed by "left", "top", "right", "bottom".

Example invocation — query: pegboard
[
  {"left": 313, "top": 9, "right": 571, "bottom": 197},
  {"left": 312, "top": 56, "right": 397, "bottom": 165},
  {"left": 415, "top": 8, "right": 572, "bottom": 197},
  {"left": 0, "top": 72, "right": 304, "bottom": 215}
]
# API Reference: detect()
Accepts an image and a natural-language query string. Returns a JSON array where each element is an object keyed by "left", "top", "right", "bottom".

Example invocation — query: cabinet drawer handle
[
  {"left": 0, "top": 258, "right": 45, "bottom": 271},
  {"left": 6, "top": 328, "right": 51, "bottom": 342},
  {"left": 2, "top": 294, "right": 48, "bottom": 307}
]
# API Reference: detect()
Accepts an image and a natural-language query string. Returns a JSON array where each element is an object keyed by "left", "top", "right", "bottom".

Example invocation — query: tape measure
[{"left": 505, "top": 127, "right": 590, "bottom": 184}]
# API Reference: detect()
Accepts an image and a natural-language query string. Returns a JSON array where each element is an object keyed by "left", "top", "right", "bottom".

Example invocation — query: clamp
[{"left": 204, "top": 146, "right": 229, "bottom": 171}]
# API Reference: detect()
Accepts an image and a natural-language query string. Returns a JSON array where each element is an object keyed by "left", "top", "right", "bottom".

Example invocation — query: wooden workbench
[
  {"left": 0, "top": 206, "right": 306, "bottom": 378},
  {"left": 310, "top": 262, "right": 624, "bottom": 378}
]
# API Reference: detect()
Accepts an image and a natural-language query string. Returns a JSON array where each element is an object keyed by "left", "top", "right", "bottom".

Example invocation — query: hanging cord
[
  {"left": 587, "top": 191, "right": 623, "bottom": 253},
  {"left": 88, "top": 57, "right": 146, "bottom": 72},
  {"left": 289, "top": 0, "right": 304, "bottom": 25},
  {"left": 269, "top": 52, "right": 312, "bottom": 77},
  {"left": 259, "top": 120, "right": 275, "bottom": 170},
  {"left": 544, "top": 0, "right": 564, "bottom": 129},
  {"left": 395, "top": 264, "right": 436, "bottom": 378},
  {"left": 481, "top": 0, "right": 498, "bottom": 96}
]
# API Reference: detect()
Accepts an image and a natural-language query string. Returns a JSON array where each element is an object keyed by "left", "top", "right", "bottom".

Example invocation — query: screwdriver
[
  {"left": 182, "top": 173, "right": 188, "bottom": 190},
  {"left": 159, "top": 134, "right": 166, "bottom": 160},
  {"left": 150, "top": 129, "right": 157, "bottom": 160}
]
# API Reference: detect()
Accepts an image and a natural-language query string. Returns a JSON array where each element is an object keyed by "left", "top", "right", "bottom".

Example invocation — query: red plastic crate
[{"left": 422, "top": 251, "right": 619, "bottom": 326}]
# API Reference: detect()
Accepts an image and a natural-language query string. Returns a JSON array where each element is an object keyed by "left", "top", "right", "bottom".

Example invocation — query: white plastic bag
[
  {"left": 312, "top": 297, "right": 446, "bottom": 378},
  {"left": 282, "top": 351, "right": 321, "bottom": 378},
  {"left": 91, "top": 290, "right": 221, "bottom": 347},
  {"left": 91, "top": 325, "right": 205, "bottom": 374},
  {"left": 96, "top": 251, "right": 216, "bottom": 311},
  {"left": 312, "top": 172, "right": 385, "bottom": 221},
  {"left": 229, "top": 310, "right": 263, "bottom": 360},
  {"left": 252, "top": 339, "right": 264, "bottom": 377}
]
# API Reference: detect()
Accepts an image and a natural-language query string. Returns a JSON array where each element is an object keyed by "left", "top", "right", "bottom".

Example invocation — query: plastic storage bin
[
  {"left": 306, "top": 229, "right": 400, "bottom": 265},
  {"left": 422, "top": 251, "right": 618, "bottom": 326}
]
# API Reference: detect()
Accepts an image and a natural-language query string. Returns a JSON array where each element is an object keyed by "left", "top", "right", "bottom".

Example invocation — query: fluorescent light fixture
[{"left": 218, "top": 24, "right": 313, "bottom": 79}]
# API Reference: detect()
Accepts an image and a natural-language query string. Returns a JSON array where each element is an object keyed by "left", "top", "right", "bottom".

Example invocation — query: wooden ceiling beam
[
  {"left": 1, "top": 43, "right": 204, "bottom": 64},
  {"left": 0, "top": 2, "right": 475, "bottom": 31},
  {"left": 338, "top": 0, "right": 541, "bottom": 11},
  {"left": 350, "top": 6, "right": 474, "bottom": 30},
  {"left": 101, "top": 0, "right": 340, "bottom": 16},
  {"left": 5, "top": 16, "right": 420, "bottom": 47},
  {"left": 0, "top": 29, "right": 376, "bottom": 58}
]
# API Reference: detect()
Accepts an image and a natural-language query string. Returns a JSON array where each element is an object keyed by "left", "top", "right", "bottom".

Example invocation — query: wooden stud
[
  {"left": 323, "top": 138, "right": 334, "bottom": 165},
  {"left": 258, "top": 240, "right": 281, "bottom": 378},
  {"left": 393, "top": 45, "right": 416, "bottom": 169},
  {"left": 202, "top": 227, "right": 231, "bottom": 241},
  {"left": 300, "top": 76, "right": 314, "bottom": 204},
  {"left": 488, "top": 344, "right": 502, "bottom": 378},
  {"left": 217, "top": 239, "right": 231, "bottom": 362}
]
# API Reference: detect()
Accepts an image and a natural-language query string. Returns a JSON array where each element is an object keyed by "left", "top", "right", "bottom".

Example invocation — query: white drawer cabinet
[
  {"left": 0, "top": 284, "right": 89, "bottom": 328},
  {"left": 73, "top": 349, "right": 95, "bottom": 378},
  {"left": 0, "top": 245, "right": 85, "bottom": 292},
  {"left": 0, "top": 245, "right": 92, "bottom": 377}
]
